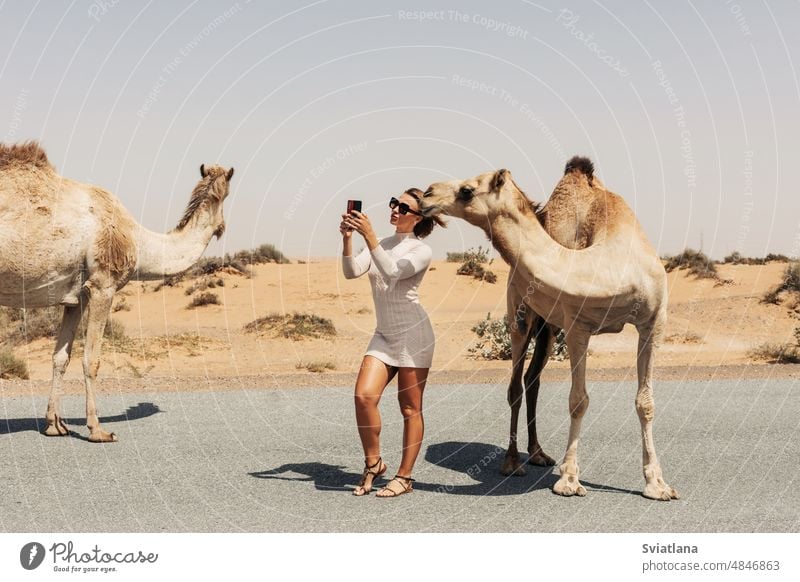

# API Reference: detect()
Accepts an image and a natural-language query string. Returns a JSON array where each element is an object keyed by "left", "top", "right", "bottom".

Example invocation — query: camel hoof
[
  {"left": 527, "top": 449, "right": 556, "bottom": 466},
  {"left": 43, "top": 417, "right": 69, "bottom": 437},
  {"left": 500, "top": 456, "right": 526, "bottom": 477},
  {"left": 88, "top": 431, "right": 117, "bottom": 443},
  {"left": 553, "top": 475, "right": 587, "bottom": 497},
  {"left": 643, "top": 464, "right": 679, "bottom": 500},
  {"left": 643, "top": 482, "right": 680, "bottom": 501}
]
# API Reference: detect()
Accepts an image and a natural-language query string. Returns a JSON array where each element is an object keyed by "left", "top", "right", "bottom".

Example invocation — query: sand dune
[{"left": 6, "top": 259, "right": 798, "bottom": 392}]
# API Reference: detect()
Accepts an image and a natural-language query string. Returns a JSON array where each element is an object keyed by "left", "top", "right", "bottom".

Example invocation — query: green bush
[
  {"left": 455, "top": 247, "right": 497, "bottom": 284},
  {"left": 468, "top": 313, "right": 567, "bottom": 361}
]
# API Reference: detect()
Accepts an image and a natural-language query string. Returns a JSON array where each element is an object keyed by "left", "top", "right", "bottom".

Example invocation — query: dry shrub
[
  {"left": 244, "top": 312, "right": 336, "bottom": 340},
  {"left": 663, "top": 249, "right": 719, "bottom": 279},
  {"left": 748, "top": 343, "right": 800, "bottom": 364},
  {"left": 0, "top": 348, "right": 29, "bottom": 379},
  {"left": 296, "top": 361, "right": 336, "bottom": 373},
  {"left": 113, "top": 297, "right": 131, "bottom": 312},
  {"left": 762, "top": 262, "right": 800, "bottom": 305},
  {"left": 664, "top": 332, "right": 703, "bottom": 345},
  {"left": 1, "top": 306, "right": 62, "bottom": 344},
  {"left": 232, "top": 244, "right": 290, "bottom": 265},
  {"left": 184, "top": 277, "right": 225, "bottom": 296},
  {"left": 187, "top": 292, "right": 220, "bottom": 308}
]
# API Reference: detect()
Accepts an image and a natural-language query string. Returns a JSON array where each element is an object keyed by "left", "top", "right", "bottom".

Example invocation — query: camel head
[
  {"left": 420, "top": 169, "right": 534, "bottom": 231},
  {"left": 176, "top": 164, "right": 235, "bottom": 239}
]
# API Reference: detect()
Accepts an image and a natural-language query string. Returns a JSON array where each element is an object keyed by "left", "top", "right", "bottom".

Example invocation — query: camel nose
[{"left": 423, "top": 188, "right": 433, "bottom": 198}]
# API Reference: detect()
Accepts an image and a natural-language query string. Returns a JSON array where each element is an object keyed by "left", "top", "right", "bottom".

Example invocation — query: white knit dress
[{"left": 342, "top": 232, "right": 435, "bottom": 368}]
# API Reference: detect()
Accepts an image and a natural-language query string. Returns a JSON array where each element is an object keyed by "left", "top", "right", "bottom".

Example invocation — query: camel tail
[{"left": 564, "top": 156, "right": 594, "bottom": 180}]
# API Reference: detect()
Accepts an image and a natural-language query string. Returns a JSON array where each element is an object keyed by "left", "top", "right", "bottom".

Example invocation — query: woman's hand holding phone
[{"left": 341, "top": 199, "right": 362, "bottom": 238}]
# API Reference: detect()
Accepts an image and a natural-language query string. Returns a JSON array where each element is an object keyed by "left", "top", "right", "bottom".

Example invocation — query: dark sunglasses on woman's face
[{"left": 389, "top": 197, "right": 423, "bottom": 216}]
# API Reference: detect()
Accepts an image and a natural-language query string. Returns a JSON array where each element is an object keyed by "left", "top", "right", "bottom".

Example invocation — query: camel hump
[
  {"left": 564, "top": 156, "right": 594, "bottom": 180},
  {"left": 0, "top": 141, "right": 54, "bottom": 171}
]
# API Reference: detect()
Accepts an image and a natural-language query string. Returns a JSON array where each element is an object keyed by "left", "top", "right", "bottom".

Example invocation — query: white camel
[
  {"left": 420, "top": 160, "right": 678, "bottom": 500},
  {"left": 0, "top": 141, "right": 233, "bottom": 442}
]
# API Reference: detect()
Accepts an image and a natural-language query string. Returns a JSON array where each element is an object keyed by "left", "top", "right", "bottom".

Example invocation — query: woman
[{"left": 340, "top": 188, "right": 444, "bottom": 497}]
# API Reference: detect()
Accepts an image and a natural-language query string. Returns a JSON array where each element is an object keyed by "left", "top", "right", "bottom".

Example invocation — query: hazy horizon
[{"left": 2, "top": 0, "right": 799, "bottom": 261}]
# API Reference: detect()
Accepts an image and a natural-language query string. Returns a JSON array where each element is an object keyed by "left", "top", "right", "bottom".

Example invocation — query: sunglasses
[{"left": 389, "top": 197, "right": 423, "bottom": 216}]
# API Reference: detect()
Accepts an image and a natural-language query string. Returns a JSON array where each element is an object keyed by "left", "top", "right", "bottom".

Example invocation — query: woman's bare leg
[
  {"left": 353, "top": 356, "right": 397, "bottom": 494},
  {"left": 394, "top": 367, "right": 429, "bottom": 477}
]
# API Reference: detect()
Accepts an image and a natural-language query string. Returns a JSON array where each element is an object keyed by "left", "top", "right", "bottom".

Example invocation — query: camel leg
[
  {"left": 553, "top": 329, "right": 590, "bottom": 497},
  {"left": 44, "top": 304, "right": 84, "bottom": 436},
  {"left": 636, "top": 324, "right": 679, "bottom": 501},
  {"left": 524, "top": 318, "right": 556, "bottom": 466},
  {"left": 500, "top": 311, "right": 532, "bottom": 476},
  {"left": 82, "top": 287, "right": 117, "bottom": 443}
]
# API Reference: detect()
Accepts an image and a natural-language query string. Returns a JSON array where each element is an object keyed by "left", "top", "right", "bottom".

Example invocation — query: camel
[
  {"left": 501, "top": 159, "right": 610, "bottom": 476},
  {"left": 0, "top": 141, "right": 233, "bottom": 442},
  {"left": 420, "top": 159, "right": 679, "bottom": 500}
]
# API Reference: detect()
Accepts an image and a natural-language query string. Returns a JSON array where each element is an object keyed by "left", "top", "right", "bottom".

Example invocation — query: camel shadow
[
  {"left": 417, "top": 441, "right": 557, "bottom": 496},
  {"left": 0, "top": 402, "right": 162, "bottom": 438},
  {"left": 423, "top": 441, "right": 639, "bottom": 496},
  {"left": 250, "top": 442, "right": 638, "bottom": 497}
]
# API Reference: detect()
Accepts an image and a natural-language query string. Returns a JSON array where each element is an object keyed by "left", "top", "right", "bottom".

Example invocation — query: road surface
[{"left": 1, "top": 377, "right": 798, "bottom": 532}]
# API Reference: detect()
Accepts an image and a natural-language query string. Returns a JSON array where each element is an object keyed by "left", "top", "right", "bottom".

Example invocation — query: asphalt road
[{"left": 1, "top": 377, "right": 798, "bottom": 532}]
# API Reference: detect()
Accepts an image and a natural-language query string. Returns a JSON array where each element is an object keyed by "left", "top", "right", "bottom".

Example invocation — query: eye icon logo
[{"left": 20, "top": 542, "right": 46, "bottom": 570}]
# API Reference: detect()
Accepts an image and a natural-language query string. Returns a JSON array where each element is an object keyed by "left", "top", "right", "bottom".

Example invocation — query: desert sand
[{"left": 1, "top": 257, "right": 798, "bottom": 397}]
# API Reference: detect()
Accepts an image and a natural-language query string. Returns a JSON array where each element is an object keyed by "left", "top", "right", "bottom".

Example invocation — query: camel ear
[
  {"left": 226, "top": 167, "right": 234, "bottom": 181},
  {"left": 200, "top": 164, "right": 207, "bottom": 178},
  {"left": 491, "top": 169, "right": 508, "bottom": 192}
]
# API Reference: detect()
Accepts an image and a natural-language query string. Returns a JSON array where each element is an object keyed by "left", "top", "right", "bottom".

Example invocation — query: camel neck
[{"left": 132, "top": 222, "right": 215, "bottom": 280}]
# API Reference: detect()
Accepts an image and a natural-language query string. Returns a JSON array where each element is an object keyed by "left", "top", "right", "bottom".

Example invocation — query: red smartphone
[
  {"left": 345, "top": 200, "right": 361, "bottom": 232},
  {"left": 346, "top": 199, "right": 362, "bottom": 215}
]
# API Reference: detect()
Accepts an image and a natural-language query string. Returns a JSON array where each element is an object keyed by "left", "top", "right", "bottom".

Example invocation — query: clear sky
[{"left": 2, "top": 0, "right": 798, "bottom": 260}]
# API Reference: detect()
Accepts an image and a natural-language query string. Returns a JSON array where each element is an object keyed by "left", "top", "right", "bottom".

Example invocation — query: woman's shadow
[{"left": 0, "top": 402, "right": 161, "bottom": 441}]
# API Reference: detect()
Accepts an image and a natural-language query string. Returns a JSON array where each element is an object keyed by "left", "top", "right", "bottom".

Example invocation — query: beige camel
[
  {"left": 0, "top": 141, "right": 233, "bottom": 442},
  {"left": 421, "top": 159, "right": 679, "bottom": 500},
  {"left": 501, "top": 158, "right": 610, "bottom": 475}
]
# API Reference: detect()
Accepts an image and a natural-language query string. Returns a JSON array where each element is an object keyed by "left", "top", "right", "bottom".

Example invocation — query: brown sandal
[
  {"left": 353, "top": 457, "right": 387, "bottom": 496},
  {"left": 376, "top": 475, "right": 414, "bottom": 497}
]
